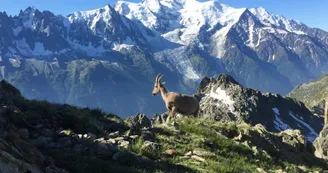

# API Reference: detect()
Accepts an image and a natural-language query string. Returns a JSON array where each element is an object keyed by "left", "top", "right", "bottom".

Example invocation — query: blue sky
[{"left": 1, "top": 0, "right": 327, "bottom": 31}]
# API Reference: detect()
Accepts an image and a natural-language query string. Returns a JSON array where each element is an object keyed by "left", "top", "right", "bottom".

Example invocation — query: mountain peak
[
  {"left": 216, "top": 74, "right": 240, "bottom": 86},
  {"left": 18, "top": 6, "right": 40, "bottom": 28},
  {"left": 68, "top": 4, "right": 115, "bottom": 22},
  {"left": 20, "top": 6, "right": 38, "bottom": 16}
]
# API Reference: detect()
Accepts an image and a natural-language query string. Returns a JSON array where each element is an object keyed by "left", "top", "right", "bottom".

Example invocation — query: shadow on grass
[{"left": 46, "top": 149, "right": 196, "bottom": 173}]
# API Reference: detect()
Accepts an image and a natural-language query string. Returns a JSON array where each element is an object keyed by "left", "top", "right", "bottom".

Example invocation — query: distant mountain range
[{"left": 1, "top": 0, "right": 328, "bottom": 116}]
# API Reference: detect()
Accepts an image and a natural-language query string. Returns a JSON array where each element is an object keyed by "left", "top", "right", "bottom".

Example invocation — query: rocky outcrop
[
  {"left": 314, "top": 125, "right": 328, "bottom": 159},
  {"left": 235, "top": 123, "right": 307, "bottom": 161},
  {"left": 196, "top": 74, "right": 323, "bottom": 142}
]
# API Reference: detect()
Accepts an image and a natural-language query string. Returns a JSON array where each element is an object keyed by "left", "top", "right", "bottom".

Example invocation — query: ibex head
[{"left": 152, "top": 73, "right": 165, "bottom": 96}]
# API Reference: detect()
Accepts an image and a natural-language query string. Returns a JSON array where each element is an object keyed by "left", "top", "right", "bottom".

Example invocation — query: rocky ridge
[{"left": 196, "top": 74, "right": 323, "bottom": 142}]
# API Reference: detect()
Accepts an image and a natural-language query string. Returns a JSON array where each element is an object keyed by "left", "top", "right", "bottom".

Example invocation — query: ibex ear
[{"left": 161, "top": 81, "right": 166, "bottom": 85}]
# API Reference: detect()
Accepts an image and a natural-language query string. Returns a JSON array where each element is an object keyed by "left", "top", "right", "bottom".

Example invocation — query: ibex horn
[
  {"left": 155, "top": 73, "right": 161, "bottom": 83},
  {"left": 158, "top": 74, "right": 165, "bottom": 83}
]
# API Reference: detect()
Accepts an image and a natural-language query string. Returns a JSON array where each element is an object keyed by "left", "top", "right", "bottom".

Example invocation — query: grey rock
[
  {"left": 108, "top": 131, "right": 120, "bottom": 138},
  {"left": 126, "top": 114, "right": 152, "bottom": 135},
  {"left": 77, "top": 133, "right": 96, "bottom": 146},
  {"left": 151, "top": 113, "right": 169, "bottom": 125},
  {"left": 141, "top": 141, "right": 160, "bottom": 153},
  {"left": 107, "top": 144, "right": 119, "bottom": 153},
  {"left": 94, "top": 142, "right": 113, "bottom": 158},
  {"left": 314, "top": 125, "right": 328, "bottom": 159},
  {"left": 140, "top": 130, "right": 154, "bottom": 141},
  {"left": 118, "top": 140, "right": 130, "bottom": 148}
]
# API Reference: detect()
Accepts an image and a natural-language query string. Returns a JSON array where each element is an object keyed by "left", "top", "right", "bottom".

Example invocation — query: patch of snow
[
  {"left": 250, "top": 7, "right": 306, "bottom": 35},
  {"left": 9, "top": 58, "right": 21, "bottom": 68},
  {"left": 272, "top": 108, "right": 291, "bottom": 131},
  {"left": 69, "top": 40, "right": 107, "bottom": 57},
  {"left": 112, "top": 43, "right": 135, "bottom": 51},
  {"left": 16, "top": 39, "right": 56, "bottom": 57},
  {"left": 202, "top": 86, "right": 236, "bottom": 114},
  {"left": 155, "top": 47, "right": 201, "bottom": 81},
  {"left": 288, "top": 111, "right": 318, "bottom": 142},
  {"left": 0, "top": 66, "right": 4, "bottom": 79},
  {"left": 247, "top": 19, "right": 255, "bottom": 48},
  {"left": 255, "top": 29, "right": 262, "bottom": 47},
  {"left": 111, "top": 37, "right": 136, "bottom": 51},
  {"left": 43, "top": 26, "right": 51, "bottom": 36},
  {"left": 116, "top": 0, "right": 245, "bottom": 46},
  {"left": 69, "top": 5, "right": 113, "bottom": 34},
  {"left": 184, "top": 66, "right": 201, "bottom": 80},
  {"left": 211, "top": 24, "right": 231, "bottom": 58},
  {"left": 21, "top": 7, "right": 37, "bottom": 29}
]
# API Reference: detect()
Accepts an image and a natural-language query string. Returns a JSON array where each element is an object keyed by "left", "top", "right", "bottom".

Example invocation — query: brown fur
[{"left": 152, "top": 74, "right": 200, "bottom": 117}]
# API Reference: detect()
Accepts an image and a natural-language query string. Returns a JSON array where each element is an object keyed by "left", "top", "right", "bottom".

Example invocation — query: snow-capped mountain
[{"left": 1, "top": 0, "right": 328, "bottom": 116}]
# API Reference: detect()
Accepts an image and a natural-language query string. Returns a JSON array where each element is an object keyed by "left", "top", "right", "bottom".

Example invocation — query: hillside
[
  {"left": 0, "top": 75, "right": 327, "bottom": 173},
  {"left": 287, "top": 73, "right": 328, "bottom": 116},
  {"left": 2, "top": 0, "right": 328, "bottom": 116}
]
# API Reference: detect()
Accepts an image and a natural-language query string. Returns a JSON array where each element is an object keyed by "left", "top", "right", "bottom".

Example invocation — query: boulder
[
  {"left": 151, "top": 113, "right": 169, "bottom": 125},
  {"left": 108, "top": 131, "right": 120, "bottom": 138},
  {"left": 125, "top": 113, "right": 151, "bottom": 135},
  {"left": 278, "top": 129, "right": 305, "bottom": 153},
  {"left": 77, "top": 133, "right": 96, "bottom": 146},
  {"left": 94, "top": 142, "right": 113, "bottom": 158},
  {"left": 118, "top": 140, "right": 130, "bottom": 148},
  {"left": 141, "top": 141, "right": 159, "bottom": 154}
]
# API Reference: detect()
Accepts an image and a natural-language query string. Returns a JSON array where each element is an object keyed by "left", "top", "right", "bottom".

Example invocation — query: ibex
[{"left": 152, "top": 73, "right": 200, "bottom": 117}]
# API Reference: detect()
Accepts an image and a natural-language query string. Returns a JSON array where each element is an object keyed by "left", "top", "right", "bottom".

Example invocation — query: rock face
[
  {"left": 234, "top": 123, "right": 307, "bottom": 161},
  {"left": 314, "top": 125, "right": 328, "bottom": 159},
  {"left": 197, "top": 74, "right": 323, "bottom": 142}
]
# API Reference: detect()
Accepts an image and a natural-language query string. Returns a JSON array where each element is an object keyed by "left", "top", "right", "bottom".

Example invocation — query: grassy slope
[{"left": 2, "top": 86, "right": 327, "bottom": 173}]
